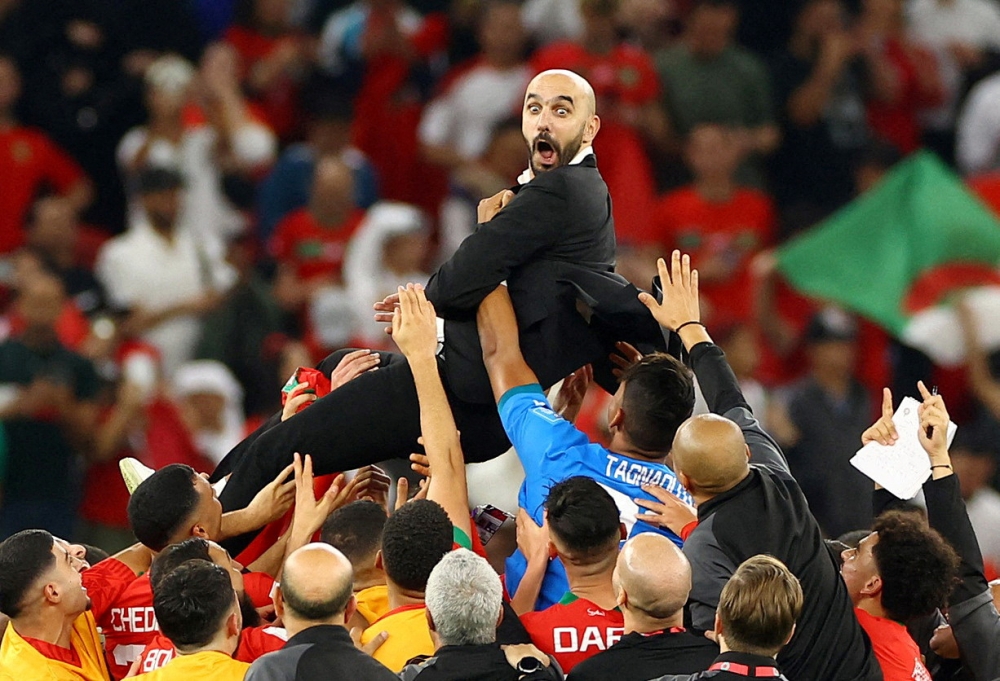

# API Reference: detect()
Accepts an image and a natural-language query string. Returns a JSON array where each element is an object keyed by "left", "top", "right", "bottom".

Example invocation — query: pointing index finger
[
  {"left": 917, "top": 380, "right": 933, "bottom": 401},
  {"left": 881, "top": 387, "right": 894, "bottom": 419}
]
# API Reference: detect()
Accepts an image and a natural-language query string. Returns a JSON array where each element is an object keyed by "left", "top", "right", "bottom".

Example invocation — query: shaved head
[
  {"left": 281, "top": 543, "right": 354, "bottom": 621},
  {"left": 672, "top": 414, "right": 750, "bottom": 495},
  {"left": 616, "top": 534, "right": 691, "bottom": 618},
  {"left": 526, "top": 69, "right": 597, "bottom": 116},
  {"left": 522, "top": 69, "right": 600, "bottom": 174}
]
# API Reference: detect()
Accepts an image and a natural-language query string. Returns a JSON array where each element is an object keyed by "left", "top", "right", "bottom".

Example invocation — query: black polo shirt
[{"left": 568, "top": 628, "right": 719, "bottom": 681}]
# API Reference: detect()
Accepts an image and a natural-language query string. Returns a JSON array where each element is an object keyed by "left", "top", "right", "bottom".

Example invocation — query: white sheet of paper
[{"left": 850, "top": 397, "right": 957, "bottom": 500}]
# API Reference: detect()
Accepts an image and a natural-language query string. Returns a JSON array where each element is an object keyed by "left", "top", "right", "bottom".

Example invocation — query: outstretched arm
[
  {"left": 477, "top": 285, "right": 541, "bottom": 402},
  {"left": 393, "top": 285, "right": 472, "bottom": 537},
  {"left": 477, "top": 284, "right": 593, "bottom": 518},
  {"left": 903, "top": 384, "right": 1000, "bottom": 681},
  {"left": 640, "top": 251, "right": 787, "bottom": 474}
]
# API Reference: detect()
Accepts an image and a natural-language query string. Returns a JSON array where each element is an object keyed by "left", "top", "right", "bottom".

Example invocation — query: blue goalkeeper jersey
[{"left": 500, "top": 384, "right": 692, "bottom": 610}]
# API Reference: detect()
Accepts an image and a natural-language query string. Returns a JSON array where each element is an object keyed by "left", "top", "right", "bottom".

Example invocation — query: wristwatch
[{"left": 516, "top": 656, "right": 544, "bottom": 675}]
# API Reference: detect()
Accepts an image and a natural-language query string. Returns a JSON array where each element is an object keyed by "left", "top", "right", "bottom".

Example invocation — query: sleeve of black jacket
[
  {"left": 684, "top": 514, "right": 740, "bottom": 632},
  {"left": 923, "top": 474, "right": 1000, "bottom": 681},
  {"left": 687, "top": 341, "right": 788, "bottom": 475},
  {"left": 425, "top": 174, "right": 567, "bottom": 320}
]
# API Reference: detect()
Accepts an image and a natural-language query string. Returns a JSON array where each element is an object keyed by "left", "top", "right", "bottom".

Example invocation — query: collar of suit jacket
[{"left": 517, "top": 146, "right": 595, "bottom": 185}]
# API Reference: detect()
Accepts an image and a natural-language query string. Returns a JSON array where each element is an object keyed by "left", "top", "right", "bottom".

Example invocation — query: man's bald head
[
  {"left": 672, "top": 414, "right": 750, "bottom": 496},
  {"left": 615, "top": 534, "right": 691, "bottom": 618},
  {"left": 526, "top": 69, "right": 597, "bottom": 116},
  {"left": 280, "top": 543, "right": 354, "bottom": 621},
  {"left": 522, "top": 69, "right": 600, "bottom": 173}
]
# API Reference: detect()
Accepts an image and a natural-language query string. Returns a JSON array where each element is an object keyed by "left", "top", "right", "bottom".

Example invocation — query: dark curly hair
[
  {"left": 871, "top": 511, "right": 959, "bottom": 622},
  {"left": 381, "top": 500, "right": 453, "bottom": 593}
]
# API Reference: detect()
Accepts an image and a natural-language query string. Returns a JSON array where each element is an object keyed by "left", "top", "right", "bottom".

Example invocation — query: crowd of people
[{"left": 3, "top": 0, "right": 1000, "bottom": 679}]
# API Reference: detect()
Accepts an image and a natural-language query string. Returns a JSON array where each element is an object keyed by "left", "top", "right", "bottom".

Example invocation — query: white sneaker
[{"left": 120, "top": 458, "right": 155, "bottom": 495}]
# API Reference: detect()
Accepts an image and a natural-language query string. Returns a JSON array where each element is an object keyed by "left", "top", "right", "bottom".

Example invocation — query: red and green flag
[{"left": 777, "top": 151, "right": 1000, "bottom": 366}]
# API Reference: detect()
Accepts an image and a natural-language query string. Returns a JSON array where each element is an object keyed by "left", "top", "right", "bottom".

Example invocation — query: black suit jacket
[{"left": 426, "top": 155, "right": 666, "bottom": 404}]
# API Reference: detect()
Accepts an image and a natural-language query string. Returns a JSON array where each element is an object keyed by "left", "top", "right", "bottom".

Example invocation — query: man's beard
[
  {"left": 239, "top": 590, "right": 261, "bottom": 628},
  {"left": 529, "top": 125, "right": 586, "bottom": 175}
]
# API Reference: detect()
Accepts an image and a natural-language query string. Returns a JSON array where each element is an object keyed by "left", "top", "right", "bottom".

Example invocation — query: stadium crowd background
[{"left": 1, "top": 0, "right": 1000, "bottom": 577}]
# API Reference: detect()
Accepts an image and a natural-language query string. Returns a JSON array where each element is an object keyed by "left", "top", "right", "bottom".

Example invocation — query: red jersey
[
  {"left": 520, "top": 594, "right": 624, "bottom": 672},
  {"left": 855, "top": 608, "right": 932, "bottom": 681},
  {"left": 0, "top": 126, "right": 86, "bottom": 254},
  {"left": 654, "top": 186, "right": 774, "bottom": 325},
  {"left": 80, "top": 557, "right": 138, "bottom": 622},
  {"left": 243, "top": 572, "right": 277, "bottom": 610},
  {"left": 136, "top": 625, "right": 288, "bottom": 672},
  {"left": 97, "top": 574, "right": 156, "bottom": 678},
  {"left": 269, "top": 208, "right": 365, "bottom": 282}
]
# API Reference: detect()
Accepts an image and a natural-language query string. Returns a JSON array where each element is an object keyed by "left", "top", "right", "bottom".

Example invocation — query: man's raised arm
[
  {"left": 393, "top": 285, "right": 473, "bottom": 537},
  {"left": 477, "top": 284, "right": 543, "bottom": 402},
  {"left": 639, "top": 251, "right": 788, "bottom": 475}
]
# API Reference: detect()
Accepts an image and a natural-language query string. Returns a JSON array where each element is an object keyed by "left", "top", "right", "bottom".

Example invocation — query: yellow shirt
[
  {"left": 133, "top": 650, "right": 249, "bottom": 681},
  {"left": 360, "top": 604, "right": 433, "bottom": 672},
  {"left": 0, "top": 611, "right": 110, "bottom": 681},
  {"left": 355, "top": 585, "right": 390, "bottom": 625}
]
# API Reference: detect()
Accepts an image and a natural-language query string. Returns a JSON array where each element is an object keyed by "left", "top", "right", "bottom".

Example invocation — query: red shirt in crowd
[
  {"left": 351, "top": 11, "right": 449, "bottom": 215},
  {"left": 865, "top": 39, "right": 942, "bottom": 155},
  {"left": 520, "top": 594, "right": 625, "bottom": 672},
  {"left": 136, "top": 625, "right": 288, "bottom": 673},
  {"left": 530, "top": 42, "right": 659, "bottom": 107},
  {"left": 224, "top": 26, "right": 304, "bottom": 140},
  {"left": 654, "top": 186, "right": 774, "bottom": 325},
  {"left": 0, "top": 126, "right": 87, "bottom": 254},
  {"left": 269, "top": 208, "right": 366, "bottom": 282},
  {"left": 854, "top": 608, "right": 932, "bottom": 681}
]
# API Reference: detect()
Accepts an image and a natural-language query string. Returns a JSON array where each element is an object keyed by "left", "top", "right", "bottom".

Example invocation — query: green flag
[{"left": 776, "top": 151, "right": 1000, "bottom": 365}]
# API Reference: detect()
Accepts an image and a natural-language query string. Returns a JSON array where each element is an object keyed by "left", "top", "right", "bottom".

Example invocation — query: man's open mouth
[{"left": 535, "top": 139, "right": 558, "bottom": 166}]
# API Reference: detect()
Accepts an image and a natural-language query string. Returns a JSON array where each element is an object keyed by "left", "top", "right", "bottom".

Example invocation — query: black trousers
[{"left": 213, "top": 349, "right": 511, "bottom": 551}]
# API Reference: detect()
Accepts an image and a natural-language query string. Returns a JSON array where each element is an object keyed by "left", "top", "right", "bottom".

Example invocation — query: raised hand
[
  {"left": 244, "top": 463, "right": 297, "bottom": 528},
  {"left": 392, "top": 284, "right": 439, "bottom": 360},
  {"left": 393, "top": 476, "right": 428, "bottom": 511},
  {"left": 551, "top": 365, "right": 592, "bottom": 423},
  {"left": 353, "top": 465, "right": 393, "bottom": 508},
  {"left": 861, "top": 388, "right": 899, "bottom": 446},
  {"left": 610, "top": 341, "right": 644, "bottom": 380},
  {"left": 638, "top": 250, "right": 701, "bottom": 333},
  {"left": 373, "top": 291, "right": 400, "bottom": 333},
  {"left": 290, "top": 453, "right": 357, "bottom": 541},
  {"left": 917, "top": 381, "right": 950, "bottom": 463}
]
